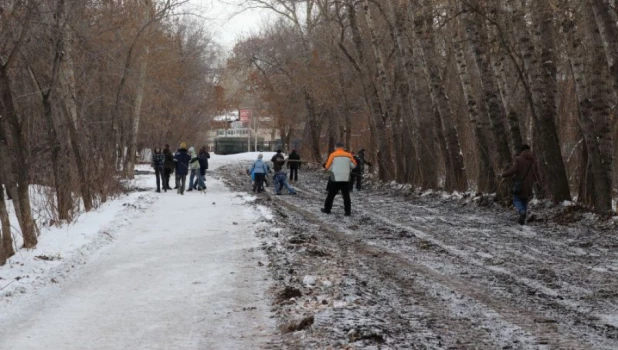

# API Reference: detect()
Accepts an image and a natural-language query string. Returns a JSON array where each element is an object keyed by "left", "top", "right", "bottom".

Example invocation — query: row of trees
[
  {"left": 0, "top": 0, "right": 220, "bottom": 265},
  {"left": 226, "top": 0, "right": 618, "bottom": 213}
]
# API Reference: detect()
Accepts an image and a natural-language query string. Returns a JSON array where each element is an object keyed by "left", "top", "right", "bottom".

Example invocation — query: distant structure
[{"left": 208, "top": 109, "right": 281, "bottom": 154}]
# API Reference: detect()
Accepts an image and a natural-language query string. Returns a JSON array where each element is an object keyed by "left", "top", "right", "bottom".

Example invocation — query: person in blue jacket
[
  {"left": 174, "top": 142, "right": 191, "bottom": 195},
  {"left": 249, "top": 154, "right": 270, "bottom": 193}
]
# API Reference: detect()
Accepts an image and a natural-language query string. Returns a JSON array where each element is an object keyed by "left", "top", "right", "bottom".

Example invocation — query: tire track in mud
[
  {"left": 270, "top": 185, "right": 589, "bottom": 349},
  {"left": 215, "top": 166, "right": 611, "bottom": 348},
  {"left": 295, "top": 182, "right": 618, "bottom": 348},
  {"left": 349, "top": 191, "right": 618, "bottom": 344}
]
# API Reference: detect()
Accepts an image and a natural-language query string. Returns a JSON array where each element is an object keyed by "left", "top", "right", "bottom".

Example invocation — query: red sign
[{"left": 239, "top": 109, "right": 252, "bottom": 124}]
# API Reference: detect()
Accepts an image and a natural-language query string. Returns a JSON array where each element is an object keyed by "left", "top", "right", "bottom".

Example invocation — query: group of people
[
  {"left": 248, "top": 149, "right": 301, "bottom": 195},
  {"left": 154, "top": 140, "right": 539, "bottom": 224},
  {"left": 246, "top": 144, "right": 372, "bottom": 217},
  {"left": 319, "top": 142, "right": 540, "bottom": 223},
  {"left": 152, "top": 143, "right": 210, "bottom": 195}
]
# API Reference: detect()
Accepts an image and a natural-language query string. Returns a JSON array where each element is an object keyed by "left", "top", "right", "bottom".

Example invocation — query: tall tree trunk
[
  {"left": 125, "top": 47, "right": 149, "bottom": 179},
  {"left": 303, "top": 89, "right": 323, "bottom": 161},
  {"left": 508, "top": 0, "right": 571, "bottom": 201},
  {"left": 342, "top": 0, "right": 392, "bottom": 180},
  {"left": 59, "top": 27, "right": 93, "bottom": 211},
  {"left": 0, "top": 149, "right": 14, "bottom": 265},
  {"left": 333, "top": 50, "right": 352, "bottom": 150},
  {"left": 453, "top": 20, "right": 495, "bottom": 193},
  {"left": 590, "top": 0, "right": 618, "bottom": 98},
  {"left": 412, "top": 42, "right": 438, "bottom": 189},
  {"left": 0, "top": 66, "right": 37, "bottom": 248},
  {"left": 569, "top": 4, "right": 614, "bottom": 213},
  {"left": 411, "top": 1, "right": 467, "bottom": 191},
  {"left": 362, "top": 0, "right": 395, "bottom": 180},
  {"left": 388, "top": 0, "right": 422, "bottom": 185},
  {"left": 487, "top": 12, "right": 523, "bottom": 156},
  {"left": 462, "top": 4, "right": 511, "bottom": 170}
]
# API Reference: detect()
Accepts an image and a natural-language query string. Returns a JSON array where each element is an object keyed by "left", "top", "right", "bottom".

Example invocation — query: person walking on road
[
  {"left": 163, "top": 144, "right": 175, "bottom": 191},
  {"left": 321, "top": 142, "right": 357, "bottom": 216},
  {"left": 174, "top": 143, "right": 191, "bottom": 195},
  {"left": 187, "top": 146, "right": 200, "bottom": 192},
  {"left": 193, "top": 146, "right": 209, "bottom": 190},
  {"left": 152, "top": 147, "right": 165, "bottom": 193},
  {"left": 249, "top": 154, "right": 270, "bottom": 193},
  {"left": 287, "top": 149, "right": 301, "bottom": 183},
  {"left": 501, "top": 145, "right": 539, "bottom": 225}
]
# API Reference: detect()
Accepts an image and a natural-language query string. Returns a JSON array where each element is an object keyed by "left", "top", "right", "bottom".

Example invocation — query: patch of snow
[{"left": 0, "top": 176, "right": 274, "bottom": 349}]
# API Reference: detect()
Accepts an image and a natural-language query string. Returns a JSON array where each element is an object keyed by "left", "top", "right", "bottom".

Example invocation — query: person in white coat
[{"left": 321, "top": 142, "right": 357, "bottom": 216}]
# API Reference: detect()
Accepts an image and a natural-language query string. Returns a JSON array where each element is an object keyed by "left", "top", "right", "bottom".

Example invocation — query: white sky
[{"left": 185, "top": 0, "right": 272, "bottom": 52}]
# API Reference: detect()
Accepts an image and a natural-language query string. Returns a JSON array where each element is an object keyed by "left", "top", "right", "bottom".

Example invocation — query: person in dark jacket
[
  {"left": 502, "top": 145, "right": 539, "bottom": 225},
  {"left": 349, "top": 152, "right": 362, "bottom": 192},
  {"left": 354, "top": 148, "right": 372, "bottom": 190},
  {"left": 162, "top": 144, "right": 174, "bottom": 190},
  {"left": 174, "top": 142, "right": 191, "bottom": 195},
  {"left": 192, "top": 146, "right": 210, "bottom": 190},
  {"left": 152, "top": 147, "right": 165, "bottom": 193},
  {"left": 271, "top": 150, "right": 285, "bottom": 172},
  {"left": 286, "top": 149, "right": 301, "bottom": 182}
]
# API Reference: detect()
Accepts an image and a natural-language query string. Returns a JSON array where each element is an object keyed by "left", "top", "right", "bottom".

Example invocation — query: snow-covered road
[{"left": 0, "top": 171, "right": 274, "bottom": 349}]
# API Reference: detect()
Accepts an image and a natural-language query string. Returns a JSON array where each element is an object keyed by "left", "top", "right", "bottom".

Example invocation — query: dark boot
[{"left": 518, "top": 213, "right": 526, "bottom": 225}]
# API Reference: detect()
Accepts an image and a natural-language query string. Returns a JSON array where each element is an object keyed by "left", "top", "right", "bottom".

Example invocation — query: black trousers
[
  {"left": 155, "top": 167, "right": 164, "bottom": 191},
  {"left": 289, "top": 168, "right": 298, "bottom": 181},
  {"left": 176, "top": 175, "right": 186, "bottom": 194},
  {"left": 163, "top": 168, "right": 173, "bottom": 189},
  {"left": 350, "top": 172, "right": 362, "bottom": 190},
  {"left": 253, "top": 173, "right": 266, "bottom": 193},
  {"left": 324, "top": 181, "right": 351, "bottom": 215}
]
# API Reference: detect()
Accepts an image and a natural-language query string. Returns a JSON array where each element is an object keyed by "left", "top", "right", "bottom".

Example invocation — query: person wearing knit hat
[
  {"left": 173, "top": 143, "right": 191, "bottom": 194},
  {"left": 248, "top": 153, "right": 270, "bottom": 193}
]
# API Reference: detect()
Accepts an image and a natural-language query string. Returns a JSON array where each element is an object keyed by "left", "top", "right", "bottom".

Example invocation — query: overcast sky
[{"left": 185, "top": 0, "right": 271, "bottom": 52}]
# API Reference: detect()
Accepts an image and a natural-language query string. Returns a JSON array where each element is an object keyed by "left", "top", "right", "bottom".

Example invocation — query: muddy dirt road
[{"left": 218, "top": 164, "right": 618, "bottom": 349}]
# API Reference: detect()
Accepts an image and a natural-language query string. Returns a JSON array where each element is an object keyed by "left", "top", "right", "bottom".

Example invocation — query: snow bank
[
  {"left": 209, "top": 152, "right": 276, "bottom": 170},
  {"left": 0, "top": 174, "right": 155, "bottom": 302}
]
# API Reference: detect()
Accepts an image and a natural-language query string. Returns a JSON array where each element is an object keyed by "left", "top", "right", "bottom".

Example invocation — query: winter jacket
[
  {"left": 351, "top": 155, "right": 362, "bottom": 174},
  {"left": 198, "top": 150, "right": 210, "bottom": 176},
  {"left": 188, "top": 147, "right": 200, "bottom": 171},
  {"left": 287, "top": 151, "right": 301, "bottom": 170},
  {"left": 325, "top": 148, "right": 357, "bottom": 182},
  {"left": 271, "top": 152, "right": 285, "bottom": 172},
  {"left": 502, "top": 150, "right": 539, "bottom": 199},
  {"left": 250, "top": 159, "right": 270, "bottom": 174},
  {"left": 174, "top": 148, "right": 191, "bottom": 176},
  {"left": 163, "top": 148, "right": 175, "bottom": 170},
  {"left": 357, "top": 150, "right": 372, "bottom": 173},
  {"left": 152, "top": 151, "right": 165, "bottom": 168}
]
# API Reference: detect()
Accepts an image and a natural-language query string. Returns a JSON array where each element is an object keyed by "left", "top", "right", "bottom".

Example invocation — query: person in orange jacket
[{"left": 321, "top": 142, "right": 357, "bottom": 216}]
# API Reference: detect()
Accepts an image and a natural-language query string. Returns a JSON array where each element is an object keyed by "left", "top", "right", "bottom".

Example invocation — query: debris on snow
[{"left": 302, "top": 275, "right": 316, "bottom": 286}]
